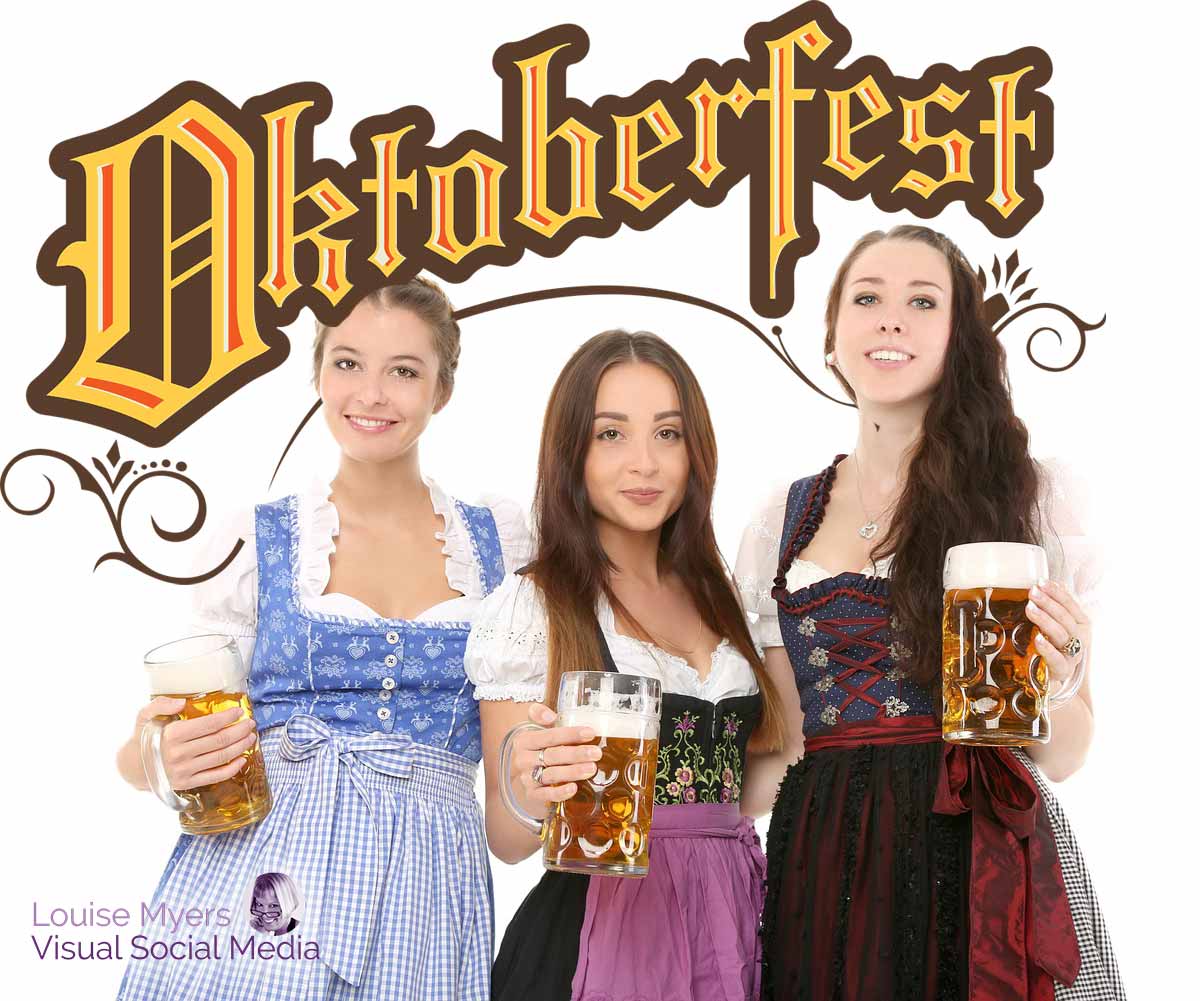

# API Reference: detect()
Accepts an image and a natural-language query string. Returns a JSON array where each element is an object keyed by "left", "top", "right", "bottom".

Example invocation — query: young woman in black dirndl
[{"left": 736, "top": 226, "right": 1125, "bottom": 1001}]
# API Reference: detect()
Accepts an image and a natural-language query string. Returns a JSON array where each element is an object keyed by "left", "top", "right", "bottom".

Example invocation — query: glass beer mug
[
  {"left": 942, "top": 543, "right": 1085, "bottom": 746},
  {"left": 500, "top": 672, "right": 661, "bottom": 877},
  {"left": 140, "top": 634, "right": 273, "bottom": 834}
]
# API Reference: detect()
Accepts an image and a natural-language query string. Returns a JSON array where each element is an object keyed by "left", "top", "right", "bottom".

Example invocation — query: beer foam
[
  {"left": 560, "top": 707, "right": 657, "bottom": 741},
  {"left": 145, "top": 636, "right": 247, "bottom": 695},
  {"left": 943, "top": 543, "right": 1048, "bottom": 590}
]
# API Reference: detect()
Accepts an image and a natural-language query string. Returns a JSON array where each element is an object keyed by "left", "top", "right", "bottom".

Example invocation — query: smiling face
[
  {"left": 317, "top": 300, "right": 445, "bottom": 464},
  {"left": 831, "top": 238, "right": 954, "bottom": 407},
  {"left": 584, "top": 361, "right": 690, "bottom": 536},
  {"left": 249, "top": 884, "right": 281, "bottom": 932}
]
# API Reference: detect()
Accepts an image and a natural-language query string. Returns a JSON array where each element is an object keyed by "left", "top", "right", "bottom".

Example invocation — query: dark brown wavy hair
[
  {"left": 525, "top": 330, "right": 783, "bottom": 749},
  {"left": 823, "top": 225, "right": 1041, "bottom": 687}
]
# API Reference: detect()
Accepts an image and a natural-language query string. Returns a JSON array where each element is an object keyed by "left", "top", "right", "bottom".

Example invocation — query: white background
[{"left": 1, "top": 1, "right": 1191, "bottom": 996}]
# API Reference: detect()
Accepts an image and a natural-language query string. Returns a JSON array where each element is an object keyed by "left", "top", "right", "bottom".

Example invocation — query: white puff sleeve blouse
[
  {"left": 734, "top": 459, "right": 1101, "bottom": 650},
  {"left": 188, "top": 477, "right": 533, "bottom": 667},
  {"left": 464, "top": 572, "right": 759, "bottom": 705}
]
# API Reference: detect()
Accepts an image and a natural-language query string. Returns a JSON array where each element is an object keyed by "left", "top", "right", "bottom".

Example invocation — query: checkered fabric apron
[
  {"left": 118, "top": 721, "right": 491, "bottom": 1001},
  {"left": 1015, "top": 752, "right": 1126, "bottom": 1000}
]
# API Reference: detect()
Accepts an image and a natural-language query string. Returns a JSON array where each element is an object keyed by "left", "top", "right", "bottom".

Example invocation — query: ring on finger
[
  {"left": 531, "top": 764, "right": 546, "bottom": 785},
  {"left": 1060, "top": 636, "right": 1083, "bottom": 659},
  {"left": 537, "top": 747, "right": 547, "bottom": 767}
]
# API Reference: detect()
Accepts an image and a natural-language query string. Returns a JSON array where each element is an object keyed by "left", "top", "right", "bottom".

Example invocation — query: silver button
[
  {"left": 379, "top": 690, "right": 393, "bottom": 702},
  {"left": 384, "top": 654, "right": 398, "bottom": 668},
  {"left": 385, "top": 631, "right": 400, "bottom": 645},
  {"left": 376, "top": 707, "right": 392, "bottom": 721},
  {"left": 381, "top": 677, "right": 397, "bottom": 690}
]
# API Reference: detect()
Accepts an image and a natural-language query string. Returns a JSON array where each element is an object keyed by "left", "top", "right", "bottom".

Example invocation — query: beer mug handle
[
  {"left": 1046, "top": 647, "right": 1086, "bottom": 712},
  {"left": 498, "top": 722, "right": 549, "bottom": 838},
  {"left": 139, "top": 716, "right": 193, "bottom": 812}
]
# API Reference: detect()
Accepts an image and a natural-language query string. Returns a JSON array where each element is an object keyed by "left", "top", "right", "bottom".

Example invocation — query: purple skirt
[{"left": 493, "top": 802, "right": 766, "bottom": 1001}]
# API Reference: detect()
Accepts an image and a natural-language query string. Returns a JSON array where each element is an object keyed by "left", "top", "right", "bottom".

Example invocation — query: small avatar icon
[{"left": 248, "top": 872, "right": 302, "bottom": 936}]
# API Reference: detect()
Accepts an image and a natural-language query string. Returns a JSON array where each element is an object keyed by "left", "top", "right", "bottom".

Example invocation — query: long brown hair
[
  {"left": 525, "top": 330, "right": 784, "bottom": 749},
  {"left": 824, "top": 225, "right": 1041, "bottom": 687}
]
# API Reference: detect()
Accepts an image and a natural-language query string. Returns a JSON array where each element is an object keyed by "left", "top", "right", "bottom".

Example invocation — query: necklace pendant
[{"left": 858, "top": 521, "right": 879, "bottom": 540}]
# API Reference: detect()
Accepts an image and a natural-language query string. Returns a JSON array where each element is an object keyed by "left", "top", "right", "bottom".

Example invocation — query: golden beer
[
  {"left": 499, "top": 671, "right": 662, "bottom": 877},
  {"left": 142, "top": 635, "right": 273, "bottom": 834},
  {"left": 941, "top": 542, "right": 1078, "bottom": 746},
  {"left": 543, "top": 725, "right": 658, "bottom": 876},
  {"left": 942, "top": 584, "right": 1048, "bottom": 745}
]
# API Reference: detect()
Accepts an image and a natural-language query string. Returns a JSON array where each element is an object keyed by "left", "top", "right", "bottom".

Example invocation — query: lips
[
  {"left": 345, "top": 415, "right": 398, "bottom": 433},
  {"left": 864, "top": 347, "right": 914, "bottom": 367},
  {"left": 621, "top": 488, "right": 663, "bottom": 506}
]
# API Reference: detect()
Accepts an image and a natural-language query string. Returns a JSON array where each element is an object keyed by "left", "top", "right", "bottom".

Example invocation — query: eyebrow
[
  {"left": 594, "top": 410, "right": 683, "bottom": 421},
  {"left": 328, "top": 345, "right": 426, "bottom": 363},
  {"left": 850, "top": 277, "right": 945, "bottom": 292}
]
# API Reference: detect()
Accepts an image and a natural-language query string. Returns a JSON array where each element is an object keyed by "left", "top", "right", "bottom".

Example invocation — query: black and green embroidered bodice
[
  {"left": 583, "top": 605, "right": 763, "bottom": 809},
  {"left": 653, "top": 692, "right": 762, "bottom": 806}
]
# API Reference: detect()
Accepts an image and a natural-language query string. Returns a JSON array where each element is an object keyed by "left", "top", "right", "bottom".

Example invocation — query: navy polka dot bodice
[{"left": 772, "top": 457, "right": 936, "bottom": 738}]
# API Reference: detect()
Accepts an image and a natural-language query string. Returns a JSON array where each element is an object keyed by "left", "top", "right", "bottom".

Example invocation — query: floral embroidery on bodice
[
  {"left": 771, "top": 460, "right": 935, "bottom": 738},
  {"left": 653, "top": 693, "right": 762, "bottom": 805}
]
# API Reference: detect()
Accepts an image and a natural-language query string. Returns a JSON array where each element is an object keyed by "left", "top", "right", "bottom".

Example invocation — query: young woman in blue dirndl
[{"left": 114, "top": 279, "right": 531, "bottom": 1001}]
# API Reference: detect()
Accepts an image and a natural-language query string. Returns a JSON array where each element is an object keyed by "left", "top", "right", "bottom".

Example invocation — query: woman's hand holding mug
[
  {"left": 506, "top": 703, "right": 602, "bottom": 814},
  {"left": 131, "top": 699, "right": 257, "bottom": 791}
]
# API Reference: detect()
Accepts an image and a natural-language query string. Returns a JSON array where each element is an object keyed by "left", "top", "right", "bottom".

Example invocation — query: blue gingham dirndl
[{"left": 117, "top": 714, "right": 491, "bottom": 1001}]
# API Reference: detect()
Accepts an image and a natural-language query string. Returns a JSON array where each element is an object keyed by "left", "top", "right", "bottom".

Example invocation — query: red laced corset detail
[
  {"left": 781, "top": 586, "right": 903, "bottom": 722},
  {"left": 817, "top": 615, "right": 896, "bottom": 720}
]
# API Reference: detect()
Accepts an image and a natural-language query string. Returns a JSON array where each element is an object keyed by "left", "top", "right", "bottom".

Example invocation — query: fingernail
[
  {"left": 1035, "top": 634, "right": 1047, "bottom": 646},
  {"left": 1026, "top": 601, "right": 1038, "bottom": 614},
  {"left": 540, "top": 708, "right": 555, "bottom": 723},
  {"left": 589, "top": 747, "right": 602, "bottom": 760},
  {"left": 580, "top": 728, "right": 594, "bottom": 741}
]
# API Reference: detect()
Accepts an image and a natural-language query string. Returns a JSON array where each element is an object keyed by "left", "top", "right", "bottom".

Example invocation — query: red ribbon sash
[
  {"left": 934, "top": 744, "right": 1081, "bottom": 1001},
  {"left": 802, "top": 714, "right": 941, "bottom": 752}
]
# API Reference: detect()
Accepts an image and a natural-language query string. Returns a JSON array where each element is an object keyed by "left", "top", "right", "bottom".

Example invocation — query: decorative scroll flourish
[
  {"left": 1, "top": 441, "right": 242, "bottom": 583},
  {"left": 454, "top": 283, "right": 845, "bottom": 399},
  {"left": 979, "top": 251, "right": 1106, "bottom": 372}
]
